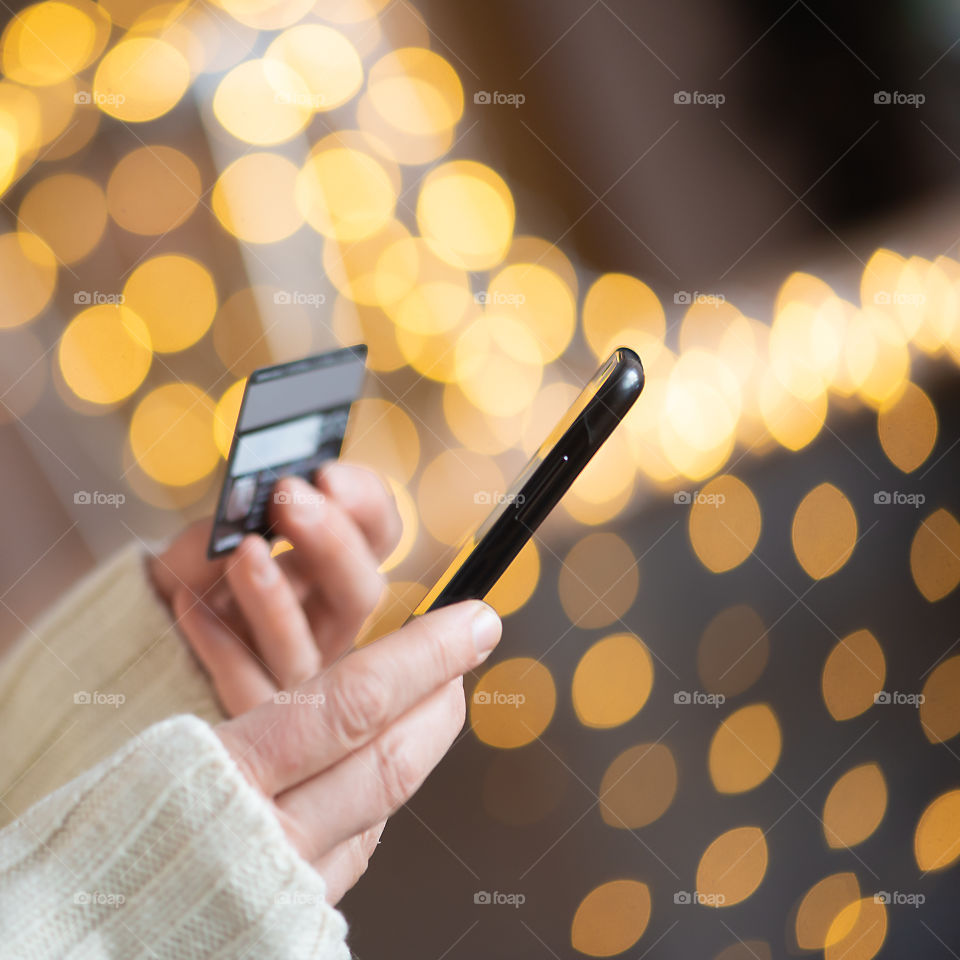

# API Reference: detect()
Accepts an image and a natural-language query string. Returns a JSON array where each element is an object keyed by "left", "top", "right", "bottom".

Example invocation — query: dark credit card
[{"left": 207, "top": 344, "right": 367, "bottom": 558}]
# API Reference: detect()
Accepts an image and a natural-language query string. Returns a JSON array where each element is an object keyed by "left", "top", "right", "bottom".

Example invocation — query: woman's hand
[
  {"left": 215, "top": 599, "right": 502, "bottom": 904},
  {"left": 149, "top": 463, "right": 402, "bottom": 714}
]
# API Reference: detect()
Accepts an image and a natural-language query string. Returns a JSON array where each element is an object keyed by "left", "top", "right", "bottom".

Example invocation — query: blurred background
[{"left": 2, "top": 0, "right": 960, "bottom": 957}]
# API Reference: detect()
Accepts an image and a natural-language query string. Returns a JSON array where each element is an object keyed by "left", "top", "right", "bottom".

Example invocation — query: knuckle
[
  {"left": 372, "top": 729, "right": 421, "bottom": 811},
  {"left": 416, "top": 613, "right": 459, "bottom": 679},
  {"left": 328, "top": 665, "right": 392, "bottom": 745}
]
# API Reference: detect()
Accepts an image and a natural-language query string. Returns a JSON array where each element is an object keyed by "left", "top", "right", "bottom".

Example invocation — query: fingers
[
  {"left": 225, "top": 536, "right": 319, "bottom": 689},
  {"left": 217, "top": 599, "right": 501, "bottom": 797},
  {"left": 315, "top": 463, "right": 402, "bottom": 563},
  {"left": 270, "top": 476, "right": 387, "bottom": 650},
  {"left": 277, "top": 678, "right": 464, "bottom": 862},
  {"left": 312, "top": 820, "right": 386, "bottom": 905},
  {"left": 149, "top": 519, "right": 219, "bottom": 604},
  {"left": 173, "top": 590, "right": 276, "bottom": 715}
]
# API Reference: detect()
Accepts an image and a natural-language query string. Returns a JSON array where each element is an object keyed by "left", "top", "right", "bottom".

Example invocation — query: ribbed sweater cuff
[{"left": 0, "top": 714, "right": 350, "bottom": 960}]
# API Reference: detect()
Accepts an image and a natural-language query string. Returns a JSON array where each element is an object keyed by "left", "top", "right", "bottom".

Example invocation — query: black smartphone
[{"left": 411, "top": 346, "right": 644, "bottom": 616}]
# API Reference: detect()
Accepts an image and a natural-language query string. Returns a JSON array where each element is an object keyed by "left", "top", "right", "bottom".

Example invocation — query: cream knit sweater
[{"left": 0, "top": 544, "right": 351, "bottom": 959}]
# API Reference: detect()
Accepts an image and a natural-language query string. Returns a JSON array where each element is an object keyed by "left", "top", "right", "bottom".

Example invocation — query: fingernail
[
  {"left": 319, "top": 463, "right": 353, "bottom": 504},
  {"left": 471, "top": 602, "right": 501, "bottom": 660}
]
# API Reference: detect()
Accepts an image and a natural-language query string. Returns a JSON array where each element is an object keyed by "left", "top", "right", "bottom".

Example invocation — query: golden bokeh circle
[
  {"left": 558, "top": 533, "right": 639, "bottom": 628},
  {"left": 791, "top": 482, "right": 857, "bottom": 580},
  {"left": 58, "top": 304, "right": 152, "bottom": 404},
  {"left": 129, "top": 382, "right": 220, "bottom": 486},
  {"left": 19, "top": 173, "right": 107, "bottom": 264},
  {"left": 122, "top": 255, "right": 217, "bottom": 353},
  {"left": 910, "top": 508, "right": 960, "bottom": 602},
  {"left": 212, "top": 153, "right": 303, "bottom": 244},
  {"left": 914, "top": 789, "right": 960, "bottom": 872},
  {"left": 0, "top": 232, "right": 57, "bottom": 328},
  {"left": 598, "top": 742, "right": 676, "bottom": 829},
  {"left": 709, "top": 703, "right": 781, "bottom": 794},
  {"left": 695, "top": 826, "right": 768, "bottom": 907},
  {"left": 107, "top": 145, "right": 201, "bottom": 236},
  {"left": 570, "top": 879, "right": 651, "bottom": 957},
  {"left": 688, "top": 474, "right": 761, "bottom": 573},
  {"left": 470, "top": 657, "right": 556, "bottom": 749},
  {"left": 822, "top": 762, "right": 887, "bottom": 848},
  {"left": 919, "top": 655, "right": 960, "bottom": 744},
  {"left": 697, "top": 604, "right": 768, "bottom": 697},
  {"left": 821, "top": 629, "right": 885, "bottom": 721},
  {"left": 572, "top": 633, "right": 653, "bottom": 729}
]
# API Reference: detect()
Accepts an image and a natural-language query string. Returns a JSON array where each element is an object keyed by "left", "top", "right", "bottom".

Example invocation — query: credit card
[{"left": 207, "top": 344, "right": 367, "bottom": 558}]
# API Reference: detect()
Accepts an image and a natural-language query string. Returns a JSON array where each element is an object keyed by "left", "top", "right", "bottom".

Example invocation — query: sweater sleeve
[
  {"left": 0, "top": 714, "right": 350, "bottom": 960},
  {"left": 0, "top": 542, "right": 227, "bottom": 830}
]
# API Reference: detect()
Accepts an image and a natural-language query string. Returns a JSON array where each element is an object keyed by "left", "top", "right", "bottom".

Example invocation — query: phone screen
[{"left": 412, "top": 348, "right": 641, "bottom": 614}]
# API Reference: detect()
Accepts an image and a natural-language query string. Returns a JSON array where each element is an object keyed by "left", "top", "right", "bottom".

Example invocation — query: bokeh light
[
  {"left": 93, "top": 37, "right": 189, "bottom": 123},
  {"left": 417, "top": 160, "right": 514, "bottom": 271},
  {"left": 0, "top": 232, "right": 57, "bottom": 328},
  {"left": 129, "top": 383, "right": 219, "bottom": 486},
  {"left": 919, "top": 655, "right": 960, "bottom": 743},
  {"left": 107, "top": 145, "right": 201, "bottom": 236},
  {"left": 122, "top": 255, "right": 217, "bottom": 353},
  {"left": 696, "top": 826, "right": 768, "bottom": 906},
  {"left": 709, "top": 703, "right": 781, "bottom": 794},
  {"left": 212, "top": 153, "right": 303, "bottom": 244},
  {"left": 822, "top": 762, "right": 887, "bottom": 848},
  {"left": 19, "top": 173, "right": 107, "bottom": 264},
  {"left": 558, "top": 532, "right": 638, "bottom": 628},
  {"left": 572, "top": 633, "right": 653, "bottom": 728},
  {"left": 821, "top": 629, "right": 885, "bottom": 721},
  {"left": 914, "top": 789, "right": 960, "bottom": 872},
  {"left": 795, "top": 872, "right": 861, "bottom": 950},
  {"left": 688, "top": 474, "right": 761, "bottom": 573},
  {"left": 698, "top": 604, "right": 768, "bottom": 697},
  {"left": 58, "top": 304, "right": 152, "bottom": 404},
  {"left": 910, "top": 508, "right": 960, "bottom": 601},
  {"left": 470, "top": 657, "right": 556, "bottom": 749},
  {"left": 570, "top": 880, "right": 651, "bottom": 957},
  {"left": 791, "top": 482, "right": 857, "bottom": 579},
  {"left": 598, "top": 742, "right": 676, "bottom": 828}
]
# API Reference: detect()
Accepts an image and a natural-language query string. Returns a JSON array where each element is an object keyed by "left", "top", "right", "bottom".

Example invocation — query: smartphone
[
  {"left": 207, "top": 345, "right": 367, "bottom": 558},
  {"left": 411, "top": 346, "right": 644, "bottom": 616}
]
